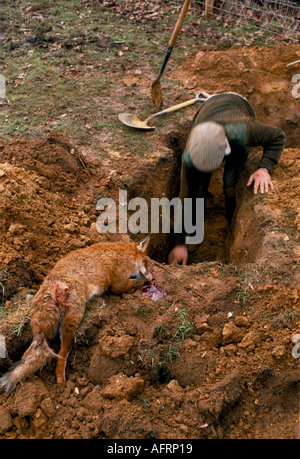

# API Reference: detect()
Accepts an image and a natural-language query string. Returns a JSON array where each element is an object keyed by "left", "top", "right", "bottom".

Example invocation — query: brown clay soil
[{"left": 0, "top": 44, "right": 300, "bottom": 439}]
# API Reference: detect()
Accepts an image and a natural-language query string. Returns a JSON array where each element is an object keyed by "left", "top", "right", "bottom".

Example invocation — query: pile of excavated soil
[
  {"left": 173, "top": 44, "right": 300, "bottom": 148},
  {"left": 0, "top": 45, "right": 299, "bottom": 439},
  {"left": 0, "top": 132, "right": 106, "bottom": 300}
]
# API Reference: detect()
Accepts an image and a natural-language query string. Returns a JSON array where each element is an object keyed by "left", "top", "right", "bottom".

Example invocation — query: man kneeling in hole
[{"left": 168, "top": 92, "right": 285, "bottom": 265}]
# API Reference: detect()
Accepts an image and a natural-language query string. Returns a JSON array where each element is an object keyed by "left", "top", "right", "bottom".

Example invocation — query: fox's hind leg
[
  {"left": 55, "top": 290, "right": 85, "bottom": 386},
  {"left": 56, "top": 313, "right": 77, "bottom": 386}
]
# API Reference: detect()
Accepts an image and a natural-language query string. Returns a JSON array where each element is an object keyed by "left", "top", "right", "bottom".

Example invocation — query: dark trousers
[{"left": 175, "top": 148, "right": 250, "bottom": 245}]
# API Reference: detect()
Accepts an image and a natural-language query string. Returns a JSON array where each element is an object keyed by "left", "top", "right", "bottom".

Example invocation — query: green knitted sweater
[{"left": 191, "top": 93, "right": 285, "bottom": 173}]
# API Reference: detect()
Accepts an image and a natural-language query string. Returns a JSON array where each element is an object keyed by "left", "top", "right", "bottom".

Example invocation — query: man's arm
[
  {"left": 169, "top": 158, "right": 209, "bottom": 265},
  {"left": 246, "top": 119, "right": 286, "bottom": 174},
  {"left": 246, "top": 119, "right": 285, "bottom": 193},
  {"left": 169, "top": 160, "right": 190, "bottom": 265}
]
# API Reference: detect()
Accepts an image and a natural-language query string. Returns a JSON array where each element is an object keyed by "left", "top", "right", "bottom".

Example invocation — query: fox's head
[
  {"left": 128, "top": 236, "right": 152, "bottom": 285},
  {"left": 111, "top": 236, "right": 152, "bottom": 293}
]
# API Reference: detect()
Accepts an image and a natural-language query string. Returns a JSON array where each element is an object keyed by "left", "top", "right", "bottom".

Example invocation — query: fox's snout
[{"left": 144, "top": 271, "right": 152, "bottom": 282}]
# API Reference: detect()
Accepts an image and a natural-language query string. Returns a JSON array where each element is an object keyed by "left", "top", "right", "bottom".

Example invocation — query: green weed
[
  {"left": 236, "top": 264, "right": 260, "bottom": 309},
  {"left": 173, "top": 307, "right": 194, "bottom": 343},
  {"left": 138, "top": 306, "right": 193, "bottom": 381},
  {"left": 263, "top": 310, "right": 300, "bottom": 329}
]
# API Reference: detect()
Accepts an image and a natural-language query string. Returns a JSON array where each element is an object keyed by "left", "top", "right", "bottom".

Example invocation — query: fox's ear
[{"left": 137, "top": 235, "right": 150, "bottom": 253}]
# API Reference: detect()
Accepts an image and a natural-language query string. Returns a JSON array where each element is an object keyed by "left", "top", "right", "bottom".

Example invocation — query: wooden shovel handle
[
  {"left": 162, "top": 97, "right": 199, "bottom": 114},
  {"left": 146, "top": 95, "right": 207, "bottom": 124},
  {"left": 168, "top": 0, "right": 191, "bottom": 47}
]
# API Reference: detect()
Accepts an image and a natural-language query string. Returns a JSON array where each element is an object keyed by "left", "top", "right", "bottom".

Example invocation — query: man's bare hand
[
  {"left": 247, "top": 168, "right": 274, "bottom": 194},
  {"left": 168, "top": 245, "right": 188, "bottom": 265}
]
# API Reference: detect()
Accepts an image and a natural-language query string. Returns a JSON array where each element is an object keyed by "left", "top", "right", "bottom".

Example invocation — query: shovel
[
  {"left": 151, "top": 0, "right": 191, "bottom": 111},
  {"left": 119, "top": 91, "right": 210, "bottom": 130}
]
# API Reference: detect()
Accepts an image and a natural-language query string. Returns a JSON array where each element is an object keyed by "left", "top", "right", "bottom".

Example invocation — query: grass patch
[
  {"left": 2, "top": 0, "right": 168, "bottom": 144},
  {"left": 1, "top": 0, "right": 281, "bottom": 151},
  {"left": 0, "top": 300, "right": 31, "bottom": 336},
  {"left": 263, "top": 310, "right": 300, "bottom": 329}
]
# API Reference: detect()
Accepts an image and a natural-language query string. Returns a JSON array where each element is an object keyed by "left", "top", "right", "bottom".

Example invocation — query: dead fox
[{"left": 0, "top": 237, "right": 152, "bottom": 391}]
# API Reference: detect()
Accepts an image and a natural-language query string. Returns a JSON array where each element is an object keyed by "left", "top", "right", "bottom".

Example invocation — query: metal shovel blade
[
  {"left": 119, "top": 91, "right": 211, "bottom": 130},
  {"left": 118, "top": 113, "right": 155, "bottom": 130},
  {"left": 151, "top": 78, "right": 163, "bottom": 112}
]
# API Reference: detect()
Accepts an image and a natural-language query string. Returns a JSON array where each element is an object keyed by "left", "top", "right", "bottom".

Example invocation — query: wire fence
[{"left": 165, "top": 0, "right": 300, "bottom": 41}]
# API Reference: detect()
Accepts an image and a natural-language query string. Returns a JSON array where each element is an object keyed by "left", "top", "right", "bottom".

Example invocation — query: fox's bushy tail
[{"left": 0, "top": 335, "right": 59, "bottom": 392}]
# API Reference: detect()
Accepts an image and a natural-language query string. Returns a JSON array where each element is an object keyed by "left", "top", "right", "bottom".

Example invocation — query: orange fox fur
[{"left": 0, "top": 237, "right": 152, "bottom": 391}]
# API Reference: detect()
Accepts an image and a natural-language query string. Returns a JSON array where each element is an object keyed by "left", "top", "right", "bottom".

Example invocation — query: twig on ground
[{"left": 287, "top": 59, "right": 300, "bottom": 67}]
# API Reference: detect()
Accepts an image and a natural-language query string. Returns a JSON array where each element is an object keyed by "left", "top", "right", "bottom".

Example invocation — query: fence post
[
  {"left": 205, "top": 0, "right": 215, "bottom": 19},
  {"left": 0, "top": 334, "right": 6, "bottom": 358}
]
